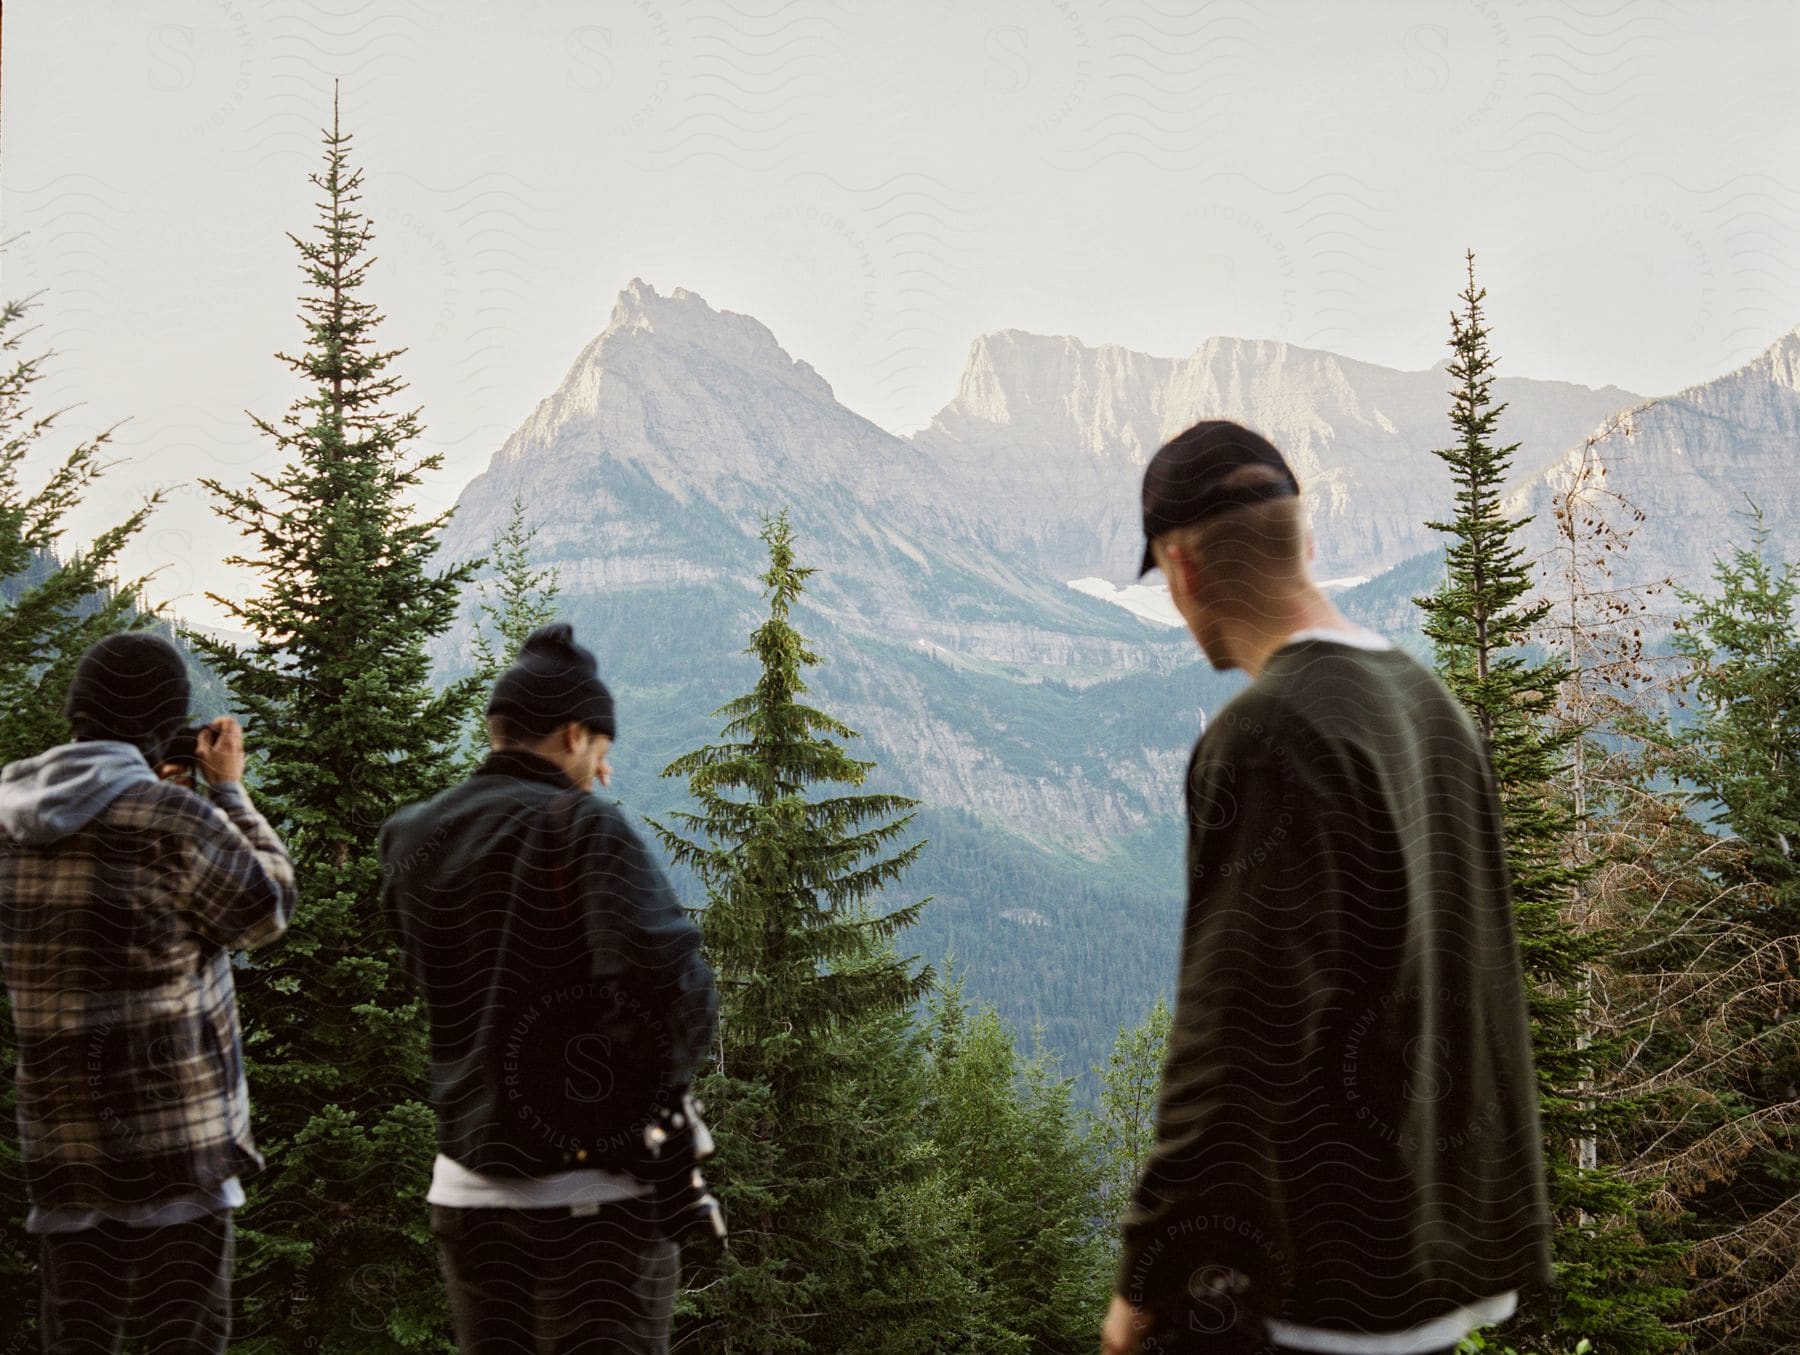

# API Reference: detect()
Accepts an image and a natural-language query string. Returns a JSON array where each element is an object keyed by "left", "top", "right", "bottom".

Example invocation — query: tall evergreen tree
[
  {"left": 470, "top": 492, "right": 559, "bottom": 668},
  {"left": 1089, "top": 995, "right": 1171, "bottom": 1225},
  {"left": 462, "top": 491, "right": 559, "bottom": 762},
  {"left": 653, "top": 512, "right": 938, "bottom": 1354},
  {"left": 187, "top": 93, "right": 480, "bottom": 1351},
  {"left": 1661, "top": 512, "right": 1800, "bottom": 1350},
  {"left": 0, "top": 290, "right": 164, "bottom": 1348},
  {"left": 919, "top": 978, "right": 1112, "bottom": 1353},
  {"left": 0, "top": 294, "right": 164, "bottom": 765},
  {"left": 1414, "top": 252, "right": 1680, "bottom": 1351}
]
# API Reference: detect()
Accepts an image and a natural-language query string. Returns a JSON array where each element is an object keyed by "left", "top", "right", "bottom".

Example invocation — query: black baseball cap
[{"left": 1138, "top": 420, "right": 1301, "bottom": 577}]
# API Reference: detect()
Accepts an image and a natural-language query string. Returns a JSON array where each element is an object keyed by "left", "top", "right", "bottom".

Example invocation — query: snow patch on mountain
[{"left": 1067, "top": 578, "right": 1183, "bottom": 627}]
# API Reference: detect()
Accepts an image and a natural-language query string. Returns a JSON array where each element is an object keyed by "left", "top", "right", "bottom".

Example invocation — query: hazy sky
[{"left": 4, "top": 0, "right": 1798, "bottom": 627}]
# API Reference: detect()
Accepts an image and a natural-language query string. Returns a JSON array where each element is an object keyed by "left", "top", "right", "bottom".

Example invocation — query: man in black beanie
[
  {"left": 380, "top": 622, "right": 717, "bottom": 1354},
  {"left": 0, "top": 631, "right": 297, "bottom": 1351}
]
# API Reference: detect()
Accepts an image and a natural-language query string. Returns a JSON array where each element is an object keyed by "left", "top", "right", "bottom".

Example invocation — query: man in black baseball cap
[
  {"left": 1104, "top": 421, "right": 1551, "bottom": 1354},
  {"left": 381, "top": 622, "right": 716, "bottom": 1353},
  {"left": 1135, "top": 419, "right": 1301, "bottom": 581}
]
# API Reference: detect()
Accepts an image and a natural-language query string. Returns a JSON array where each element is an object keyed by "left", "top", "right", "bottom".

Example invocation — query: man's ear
[{"left": 1163, "top": 540, "right": 1204, "bottom": 598}]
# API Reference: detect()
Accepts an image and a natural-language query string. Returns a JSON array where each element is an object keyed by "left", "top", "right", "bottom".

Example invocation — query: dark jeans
[
  {"left": 38, "top": 1211, "right": 232, "bottom": 1354},
  {"left": 430, "top": 1200, "right": 677, "bottom": 1354}
]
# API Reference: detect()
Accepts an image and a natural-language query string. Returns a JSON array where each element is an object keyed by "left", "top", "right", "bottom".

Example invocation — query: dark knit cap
[
  {"left": 64, "top": 632, "right": 191, "bottom": 749},
  {"left": 486, "top": 622, "right": 615, "bottom": 738}
]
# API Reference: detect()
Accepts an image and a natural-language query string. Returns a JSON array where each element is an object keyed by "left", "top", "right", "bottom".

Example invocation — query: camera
[
  {"left": 645, "top": 1095, "right": 727, "bottom": 1251},
  {"left": 154, "top": 725, "right": 208, "bottom": 787}
]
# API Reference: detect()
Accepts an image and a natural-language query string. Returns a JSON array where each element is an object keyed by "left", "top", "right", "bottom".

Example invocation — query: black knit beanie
[
  {"left": 65, "top": 632, "right": 192, "bottom": 753},
  {"left": 486, "top": 622, "right": 615, "bottom": 738}
]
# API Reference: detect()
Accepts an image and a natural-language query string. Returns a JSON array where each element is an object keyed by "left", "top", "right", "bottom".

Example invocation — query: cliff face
[
  {"left": 912, "top": 329, "right": 1642, "bottom": 580},
  {"left": 1507, "top": 328, "right": 1800, "bottom": 598},
  {"left": 439, "top": 282, "right": 1195, "bottom": 855},
  {"left": 445, "top": 283, "right": 1799, "bottom": 856},
  {"left": 436, "top": 279, "right": 1800, "bottom": 1091}
]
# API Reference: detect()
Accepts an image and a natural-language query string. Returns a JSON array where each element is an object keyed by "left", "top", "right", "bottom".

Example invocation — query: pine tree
[
  {"left": 1414, "top": 252, "right": 1680, "bottom": 1351},
  {"left": 0, "top": 290, "right": 164, "bottom": 1347},
  {"left": 463, "top": 491, "right": 559, "bottom": 758},
  {"left": 653, "top": 512, "right": 937, "bottom": 1353},
  {"left": 186, "top": 93, "right": 480, "bottom": 1351},
  {"left": 919, "top": 979, "right": 1112, "bottom": 1353},
  {"left": 1671, "top": 508, "right": 1800, "bottom": 930},
  {"left": 1529, "top": 414, "right": 1715, "bottom": 1345},
  {"left": 0, "top": 294, "right": 164, "bottom": 765},
  {"left": 1660, "top": 510, "right": 1800, "bottom": 1350},
  {"left": 1090, "top": 995, "right": 1171, "bottom": 1225}
]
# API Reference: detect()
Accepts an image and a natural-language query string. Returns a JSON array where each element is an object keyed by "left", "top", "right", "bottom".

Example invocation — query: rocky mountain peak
[
  {"left": 1746, "top": 325, "right": 1800, "bottom": 392},
  {"left": 597, "top": 278, "right": 834, "bottom": 402}
]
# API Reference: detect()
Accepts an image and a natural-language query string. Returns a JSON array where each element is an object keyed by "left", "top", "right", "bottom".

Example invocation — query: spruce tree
[
  {"left": 0, "top": 294, "right": 164, "bottom": 765},
  {"left": 1414, "top": 252, "right": 1680, "bottom": 1351},
  {"left": 1090, "top": 995, "right": 1171, "bottom": 1225},
  {"left": 1662, "top": 512, "right": 1800, "bottom": 1350},
  {"left": 653, "top": 512, "right": 937, "bottom": 1353},
  {"left": 1671, "top": 509, "right": 1800, "bottom": 929},
  {"left": 919, "top": 982, "right": 1111, "bottom": 1354},
  {"left": 0, "top": 291, "right": 163, "bottom": 1348},
  {"left": 187, "top": 93, "right": 480, "bottom": 1351},
  {"left": 470, "top": 492, "right": 559, "bottom": 666},
  {"left": 462, "top": 491, "right": 559, "bottom": 763}
]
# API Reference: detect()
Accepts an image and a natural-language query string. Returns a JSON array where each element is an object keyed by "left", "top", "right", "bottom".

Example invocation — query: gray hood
[{"left": 0, "top": 741, "right": 158, "bottom": 845}]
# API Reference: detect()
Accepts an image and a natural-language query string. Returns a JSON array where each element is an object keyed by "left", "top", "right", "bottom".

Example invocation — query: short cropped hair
[
  {"left": 486, "top": 710, "right": 556, "bottom": 748},
  {"left": 1158, "top": 464, "right": 1308, "bottom": 582},
  {"left": 486, "top": 711, "right": 608, "bottom": 749}
]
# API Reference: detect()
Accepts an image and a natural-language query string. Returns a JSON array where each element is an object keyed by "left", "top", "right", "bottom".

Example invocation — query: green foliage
[
  {"left": 462, "top": 490, "right": 559, "bottom": 764},
  {"left": 1658, "top": 513, "right": 1800, "bottom": 1349},
  {"left": 1089, "top": 995, "right": 1170, "bottom": 1222},
  {"left": 1457, "top": 1335, "right": 1593, "bottom": 1355},
  {"left": 1414, "top": 253, "right": 1682, "bottom": 1352},
  {"left": 1671, "top": 507, "right": 1800, "bottom": 926},
  {"left": 0, "top": 294, "right": 164, "bottom": 766},
  {"left": 654, "top": 512, "right": 940, "bottom": 1353},
  {"left": 0, "top": 290, "right": 164, "bottom": 1351},
  {"left": 185, "top": 95, "right": 478, "bottom": 1352},
  {"left": 920, "top": 978, "right": 1112, "bottom": 1353}
]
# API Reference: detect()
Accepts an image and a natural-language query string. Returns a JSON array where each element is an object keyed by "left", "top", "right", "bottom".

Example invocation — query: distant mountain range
[
  {"left": 912, "top": 327, "right": 1641, "bottom": 583},
  {"left": 434, "top": 281, "right": 1800, "bottom": 1083}
]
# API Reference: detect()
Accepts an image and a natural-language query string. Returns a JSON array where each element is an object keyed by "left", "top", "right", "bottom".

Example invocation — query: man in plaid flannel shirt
[{"left": 0, "top": 632, "right": 296, "bottom": 1352}]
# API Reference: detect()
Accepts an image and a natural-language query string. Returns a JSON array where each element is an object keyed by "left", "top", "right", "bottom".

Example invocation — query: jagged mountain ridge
[
  {"left": 436, "top": 281, "right": 1799, "bottom": 1084},
  {"left": 439, "top": 281, "right": 1197, "bottom": 851},
  {"left": 912, "top": 328, "right": 1644, "bottom": 582},
  {"left": 1505, "top": 326, "right": 1800, "bottom": 604}
]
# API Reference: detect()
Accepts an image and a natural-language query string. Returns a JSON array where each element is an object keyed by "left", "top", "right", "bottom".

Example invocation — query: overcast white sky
[{"left": 4, "top": 1, "right": 1798, "bottom": 626}]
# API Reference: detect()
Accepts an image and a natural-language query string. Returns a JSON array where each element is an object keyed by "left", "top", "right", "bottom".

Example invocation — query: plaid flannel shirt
[{"left": 0, "top": 773, "right": 295, "bottom": 1210}]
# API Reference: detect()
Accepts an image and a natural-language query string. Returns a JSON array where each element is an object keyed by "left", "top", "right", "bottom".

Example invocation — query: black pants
[
  {"left": 1151, "top": 1340, "right": 1463, "bottom": 1355},
  {"left": 38, "top": 1211, "right": 232, "bottom": 1354},
  {"left": 1148, "top": 1333, "right": 1463, "bottom": 1355},
  {"left": 430, "top": 1200, "right": 678, "bottom": 1354}
]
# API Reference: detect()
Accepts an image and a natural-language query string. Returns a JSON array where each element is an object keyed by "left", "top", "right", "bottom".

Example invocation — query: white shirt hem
[
  {"left": 1265, "top": 1289, "right": 1518, "bottom": 1353},
  {"left": 426, "top": 1153, "right": 647, "bottom": 1209}
]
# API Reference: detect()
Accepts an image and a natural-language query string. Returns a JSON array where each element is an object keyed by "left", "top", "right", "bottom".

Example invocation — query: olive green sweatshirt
[{"left": 1117, "top": 635, "right": 1552, "bottom": 1341}]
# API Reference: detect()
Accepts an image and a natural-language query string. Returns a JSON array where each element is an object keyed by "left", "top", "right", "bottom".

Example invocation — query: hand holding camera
[
  {"left": 195, "top": 718, "right": 247, "bottom": 784},
  {"left": 157, "top": 718, "right": 247, "bottom": 788}
]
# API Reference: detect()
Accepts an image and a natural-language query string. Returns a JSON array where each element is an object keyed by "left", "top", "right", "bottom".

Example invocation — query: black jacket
[
  {"left": 379, "top": 750, "right": 717, "bottom": 1175},
  {"left": 1119, "top": 640, "right": 1552, "bottom": 1337}
]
